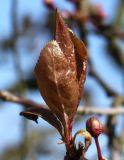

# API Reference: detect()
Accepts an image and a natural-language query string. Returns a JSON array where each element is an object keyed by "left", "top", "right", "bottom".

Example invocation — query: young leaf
[
  {"left": 55, "top": 9, "right": 76, "bottom": 73},
  {"left": 69, "top": 29, "right": 88, "bottom": 99},
  {"left": 34, "top": 9, "right": 88, "bottom": 137},
  {"left": 35, "top": 40, "right": 79, "bottom": 123},
  {"left": 20, "top": 107, "right": 63, "bottom": 136}
]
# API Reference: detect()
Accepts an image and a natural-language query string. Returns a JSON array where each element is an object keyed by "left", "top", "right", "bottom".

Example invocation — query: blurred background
[{"left": 0, "top": 0, "right": 124, "bottom": 160}]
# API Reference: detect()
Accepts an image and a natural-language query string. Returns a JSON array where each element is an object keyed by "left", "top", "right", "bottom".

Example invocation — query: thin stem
[
  {"left": 95, "top": 137, "right": 103, "bottom": 160},
  {"left": 63, "top": 120, "right": 77, "bottom": 159}
]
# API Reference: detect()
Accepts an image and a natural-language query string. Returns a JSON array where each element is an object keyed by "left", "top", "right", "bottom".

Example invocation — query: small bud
[
  {"left": 86, "top": 117, "right": 103, "bottom": 160},
  {"left": 86, "top": 117, "right": 102, "bottom": 138},
  {"left": 43, "top": 0, "right": 54, "bottom": 10}
]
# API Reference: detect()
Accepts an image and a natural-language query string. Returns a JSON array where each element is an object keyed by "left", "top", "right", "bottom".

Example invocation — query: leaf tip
[{"left": 20, "top": 111, "right": 38, "bottom": 124}]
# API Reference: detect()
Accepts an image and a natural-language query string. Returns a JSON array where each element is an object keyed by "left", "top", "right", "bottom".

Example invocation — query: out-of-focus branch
[
  {"left": 106, "top": 96, "right": 124, "bottom": 159},
  {"left": 0, "top": 90, "right": 44, "bottom": 109},
  {"left": 77, "top": 105, "right": 124, "bottom": 115},
  {"left": 114, "top": 31, "right": 124, "bottom": 39},
  {"left": 9, "top": 76, "right": 36, "bottom": 93},
  {"left": 0, "top": 90, "right": 124, "bottom": 115},
  {"left": 89, "top": 62, "right": 118, "bottom": 97},
  {"left": 12, "top": 0, "right": 24, "bottom": 81}
]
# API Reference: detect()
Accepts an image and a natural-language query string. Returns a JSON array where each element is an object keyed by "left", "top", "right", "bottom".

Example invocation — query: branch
[
  {"left": 106, "top": 96, "right": 124, "bottom": 149},
  {"left": 0, "top": 90, "right": 124, "bottom": 116},
  {"left": 77, "top": 106, "right": 124, "bottom": 115},
  {"left": 89, "top": 61, "right": 118, "bottom": 97},
  {"left": 0, "top": 90, "right": 44, "bottom": 109}
]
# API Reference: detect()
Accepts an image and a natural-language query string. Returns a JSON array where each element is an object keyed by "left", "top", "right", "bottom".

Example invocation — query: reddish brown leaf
[
  {"left": 69, "top": 29, "right": 88, "bottom": 98},
  {"left": 20, "top": 107, "right": 63, "bottom": 136},
  {"left": 55, "top": 9, "right": 76, "bottom": 72},
  {"left": 34, "top": 10, "right": 87, "bottom": 134},
  {"left": 35, "top": 40, "right": 79, "bottom": 123}
]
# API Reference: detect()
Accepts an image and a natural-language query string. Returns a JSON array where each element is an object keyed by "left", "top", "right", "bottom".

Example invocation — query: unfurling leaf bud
[{"left": 86, "top": 117, "right": 102, "bottom": 138}]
